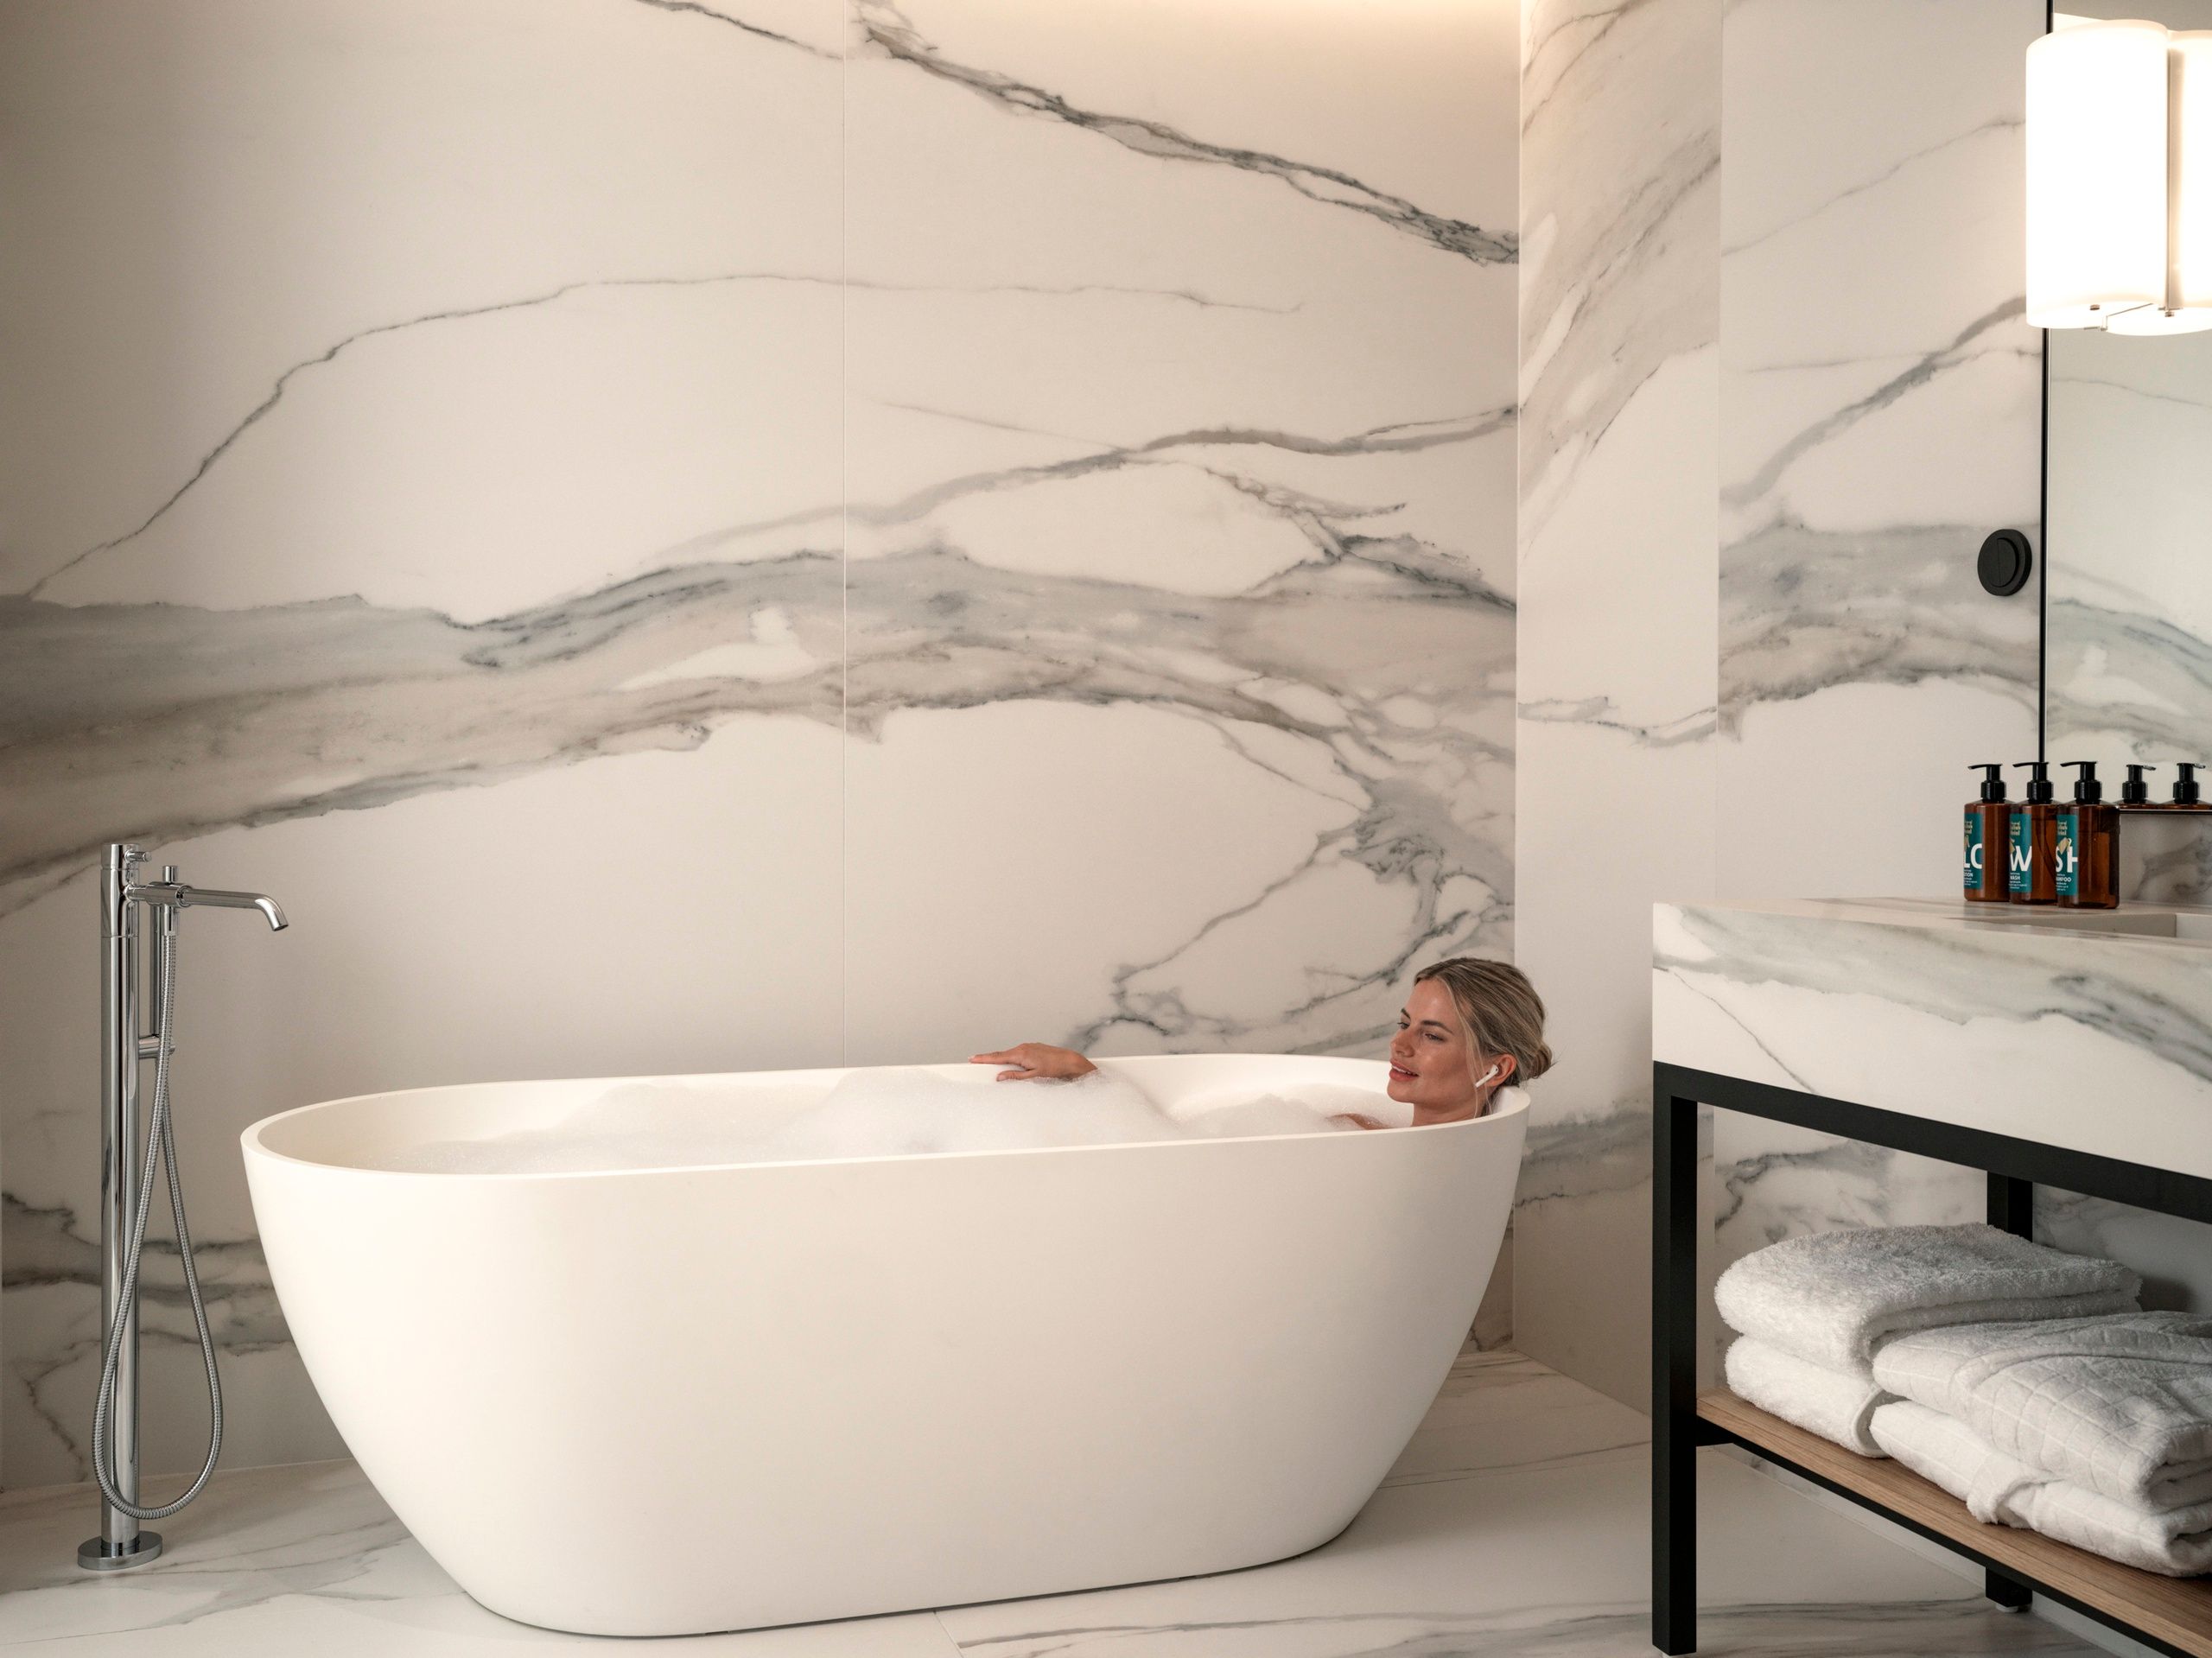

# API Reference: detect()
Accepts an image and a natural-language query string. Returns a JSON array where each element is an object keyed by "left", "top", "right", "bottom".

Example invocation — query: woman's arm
[{"left": 970, "top": 1043, "right": 1096, "bottom": 1082}]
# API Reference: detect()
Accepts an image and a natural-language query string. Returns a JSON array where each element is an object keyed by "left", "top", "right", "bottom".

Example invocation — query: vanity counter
[
  {"left": 1651, "top": 896, "right": 2212, "bottom": 1655},
  {"left": 1654, "top": 897, "right": 2212, "bottom": 1185}
]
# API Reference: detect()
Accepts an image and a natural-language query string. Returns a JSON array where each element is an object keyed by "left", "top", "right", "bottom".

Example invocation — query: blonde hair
[{"left": 1413, "top": 957, "right": 1553, "bottom": 1085}]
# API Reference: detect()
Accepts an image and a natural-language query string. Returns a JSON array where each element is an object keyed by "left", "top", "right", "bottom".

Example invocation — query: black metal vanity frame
[{"left": 1650, "top": 1060, "right": 2212, "bottom": 1656}]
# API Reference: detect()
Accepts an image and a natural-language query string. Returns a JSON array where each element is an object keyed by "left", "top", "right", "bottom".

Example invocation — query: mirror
[{"left": 2044, "top": 3, "right": 2212, "bottom": 797}]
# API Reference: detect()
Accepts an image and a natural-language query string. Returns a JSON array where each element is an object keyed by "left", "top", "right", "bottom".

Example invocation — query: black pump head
[
  {"left": 1970, "top": 762, "right": 2006, "bottom": 802},
  {"left": 2124, "top": 763, "right": 2158, "bottom": 804},
  {"left": 2179, "top": 762, "right": 2203, "bottom": 805},
  {"left": 2013, "top": 759, "right": 2054, "bottom": 803},
  {"left": 2062, "top": 759, "right": 2103, "bottom": 803}
]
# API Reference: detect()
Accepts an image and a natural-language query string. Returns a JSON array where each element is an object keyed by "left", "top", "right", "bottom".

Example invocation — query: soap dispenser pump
[
  {"left": 1965, "top": 764, "right": 2009, "bottom": 903},
  {"left": 2010, "top": 761, "right": 2059, "bottom": 905},
  {"left": 2174, "top": 762, "right": 2204, "bottom": 809},
  {"left": 2123, "top": 764, "right": 2157, "bottom": 806},
  {"left": 2058, "top": 761, "right": 2118, "bottom": 909}
]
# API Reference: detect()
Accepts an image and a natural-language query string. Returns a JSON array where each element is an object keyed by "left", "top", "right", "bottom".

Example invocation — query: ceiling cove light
[{"left": 2029, "top": 18, "right": 2212, "bottom": 334}]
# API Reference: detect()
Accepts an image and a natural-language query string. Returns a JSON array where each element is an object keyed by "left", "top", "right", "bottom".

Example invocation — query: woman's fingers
[{"left": 973, "top": 1043, "right": 1084, "bottom": 1082}]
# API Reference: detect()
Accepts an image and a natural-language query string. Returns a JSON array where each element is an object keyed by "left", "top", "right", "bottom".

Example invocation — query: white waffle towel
[
  {"left": 1872, "top": 1401, "right": 2212, "bottom": 1578},
  {"left": 1872, "top": 1311, "right": 2212, "bottom": 1511}
]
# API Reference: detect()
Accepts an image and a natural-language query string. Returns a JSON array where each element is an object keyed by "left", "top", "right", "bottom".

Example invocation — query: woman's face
[{"left": 1387, "top": 978, "right": 1485, "bottom": 1115}]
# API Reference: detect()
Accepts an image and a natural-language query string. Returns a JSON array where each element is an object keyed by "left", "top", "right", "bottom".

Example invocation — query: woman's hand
[{"left": 971, "top": 1043, "right": 1096, "bottom": 1082}]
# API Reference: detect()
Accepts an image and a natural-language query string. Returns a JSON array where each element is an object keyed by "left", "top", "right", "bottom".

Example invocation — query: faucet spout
[{"left": 177, "top": 887, "right": 289, "bottom": 931}]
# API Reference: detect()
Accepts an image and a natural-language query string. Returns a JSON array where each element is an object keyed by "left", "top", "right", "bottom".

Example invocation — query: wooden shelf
[{"left": 1699, "top": 1388, "right": 2212, "bottom": 1657}]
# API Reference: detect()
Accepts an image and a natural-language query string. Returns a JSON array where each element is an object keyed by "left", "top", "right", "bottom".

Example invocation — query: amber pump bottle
[
  {"left": 1964, "top": 764, "right": 2009, "bottom": 902},
  {"left": 2010, "top": 761, "right": 2059, "bottom": 905},
  {"left": 2057, "top": 761, "right": 2119, "bottom": 909}
]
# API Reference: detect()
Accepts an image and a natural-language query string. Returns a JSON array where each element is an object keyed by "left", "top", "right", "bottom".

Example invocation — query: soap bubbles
[
  {"left": 747, "top": 1068, "right": 1180, "bottom": 1162},
  {"left": 359, "top": 1068, "right": 1401, "bottom": 1175}
]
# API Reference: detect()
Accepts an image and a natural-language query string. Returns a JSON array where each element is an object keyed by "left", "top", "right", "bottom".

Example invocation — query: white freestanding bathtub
[{"left": 242, "top": 1055, "right": 1525, "bottom": 1636}]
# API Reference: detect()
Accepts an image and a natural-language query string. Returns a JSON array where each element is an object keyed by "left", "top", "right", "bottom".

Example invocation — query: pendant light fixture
[{"left": 2028, "top": 18, "right": 2212, "bottom": 334}]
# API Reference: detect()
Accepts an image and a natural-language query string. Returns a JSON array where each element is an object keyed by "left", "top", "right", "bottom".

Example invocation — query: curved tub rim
[{"left": 238, "top": 1055, "right": 1529, "bottom": 1185}]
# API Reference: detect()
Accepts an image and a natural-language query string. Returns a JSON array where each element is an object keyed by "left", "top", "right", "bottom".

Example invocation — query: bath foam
[
  {"left": 747, "top": 1067, "right": 1183, "bottom": 1163},
  {"left": 1174, "top": 1084, "right": 1407, "bottom": 1137},
  {"left": 353, "top": 1069, "right": 1402, "bottom": 1174},
  {"left": 362, "top": 1080, "right": 823, "bottom": 1174}
]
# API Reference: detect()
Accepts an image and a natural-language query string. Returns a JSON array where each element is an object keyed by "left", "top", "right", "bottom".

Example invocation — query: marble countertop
[
  {"left": 1672, "top": 893, "right": 2212, "bottom": 943},
  {"left": 1654, "top": 896, "right": 2212, "bottom": 1182}
]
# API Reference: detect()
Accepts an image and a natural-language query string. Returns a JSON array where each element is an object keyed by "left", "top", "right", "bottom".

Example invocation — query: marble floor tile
[
  {"left": 936, "top": 1448, "right": 2097, "bottom": 1657},
  {"left": 0, "top": 1351, "right": 2101, "bottom": 1657},
  {"left": 1380, "top": 1349, "right": 1649, "bottom": 1489},
  {"left": 0, "top": 1460, "right": 960, "bottom": 1657}
]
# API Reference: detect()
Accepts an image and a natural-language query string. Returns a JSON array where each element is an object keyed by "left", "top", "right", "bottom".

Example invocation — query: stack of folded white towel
[
  {"left": 1714, "top": 1223, "right": 2212, "bottom": 1575},
  {"left": 1717, "top": 1223, "right": 2140, "bottom": 1458}
]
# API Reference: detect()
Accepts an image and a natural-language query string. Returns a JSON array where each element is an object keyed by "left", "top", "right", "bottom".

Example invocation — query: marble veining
[
  {"left": 851, "top": 1, "right": 1516, "bottom": 266},
  {"left": 21, "top": 272, "right": 1297, "bottom": 604},
  {"left": 6, "top": 404, "right": 1511, "bottom": 920},
  {"left": 1518, "top": 0, "right": 1720, "bottom": 553},
  {"left": 1510, "top": 0, "right": 1719, "bottom": 1409},
  {"left": 1715, "top": 0, "right": 2042, "bottom": 891}
]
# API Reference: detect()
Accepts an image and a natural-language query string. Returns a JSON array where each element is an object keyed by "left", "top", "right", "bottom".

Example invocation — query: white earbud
[{"left": 1474, "top": 1063, "right": 1501, "bottom": 1088}]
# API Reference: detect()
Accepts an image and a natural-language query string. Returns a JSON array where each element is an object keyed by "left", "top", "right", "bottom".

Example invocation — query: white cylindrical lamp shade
[{"left": 2026, "top": 18, "right": 2171, "bottom": 329}]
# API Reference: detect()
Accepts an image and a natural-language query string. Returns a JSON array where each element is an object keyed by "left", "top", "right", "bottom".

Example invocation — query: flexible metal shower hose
[{"left": 90, "top": 928, "right": 224, "bottom": 1520}]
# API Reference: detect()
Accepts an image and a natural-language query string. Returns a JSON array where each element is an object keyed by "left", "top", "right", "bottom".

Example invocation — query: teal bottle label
[
  {"left": 1964, "top": 810, "right": 1982, "bottom": 892},
  {"left": 2056, "top": 810, "right": 2080, "bottom": 899},
  {"left": 2009, "top": 810, "right": 2031, "bottom": 895}
]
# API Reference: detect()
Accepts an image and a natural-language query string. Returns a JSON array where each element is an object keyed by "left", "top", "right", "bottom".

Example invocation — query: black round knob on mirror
[{"left": 1977, "top": 528, "right": 2034, "bottom": 597}]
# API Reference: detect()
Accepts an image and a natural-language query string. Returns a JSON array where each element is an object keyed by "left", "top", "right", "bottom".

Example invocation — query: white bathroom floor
[{"left": 0, "top": 1348, "right": 2101, "bottom": 1656}]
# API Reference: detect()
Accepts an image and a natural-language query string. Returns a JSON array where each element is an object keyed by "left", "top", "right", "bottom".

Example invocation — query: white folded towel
[
  {"left": 1872, "top": 1312, "right": 2212, "bottom": 1511},
  {"left": 1714, "top": 1223, "right": 2139, "bottom": 1377},
  {"left": 1872, "top": 1401, "right": 2212, "bottom": 1577},
  {"left": 1726, "top": 1337, "right": 1891, "bottom": 1457}
]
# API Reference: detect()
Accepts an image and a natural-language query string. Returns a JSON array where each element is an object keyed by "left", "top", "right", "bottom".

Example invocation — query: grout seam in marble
[{"left": 837, "top": 0, "right": 851, "bottom": 1072}]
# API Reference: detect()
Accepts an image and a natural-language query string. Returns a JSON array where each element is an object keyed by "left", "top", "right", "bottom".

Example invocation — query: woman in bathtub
[{"left": 973, "top": 956, "right": 1550, "bottom": 1128}]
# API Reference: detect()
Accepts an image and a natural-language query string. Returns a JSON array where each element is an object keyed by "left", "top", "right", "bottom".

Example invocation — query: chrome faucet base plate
[{"left": 78, "top": 1530, "right": 162, "bottom": 1571}]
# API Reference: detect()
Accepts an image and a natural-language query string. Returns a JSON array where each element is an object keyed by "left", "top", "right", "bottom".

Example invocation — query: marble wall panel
[
  {"left": 0, "top": 0, "right": 858, "bottom": 1488},
  {"left": 1513, "top": 0, "right": 1721, "bottom": 1406},
  {"left": 0, "top": 0, "right": 1522, "bottom": 1489},
  {"left": 1, "top": 0, "right": 852, "bottom": 1490},
  {"left": 839, "top": 0, "right": 1521, "bottom": 1064},
  {"left": 1718, "top": 0, "right": 2044, "bottom": 899},
  {"left": 1706, "top": 0, "right": 2050, "bottom": 1356}
]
